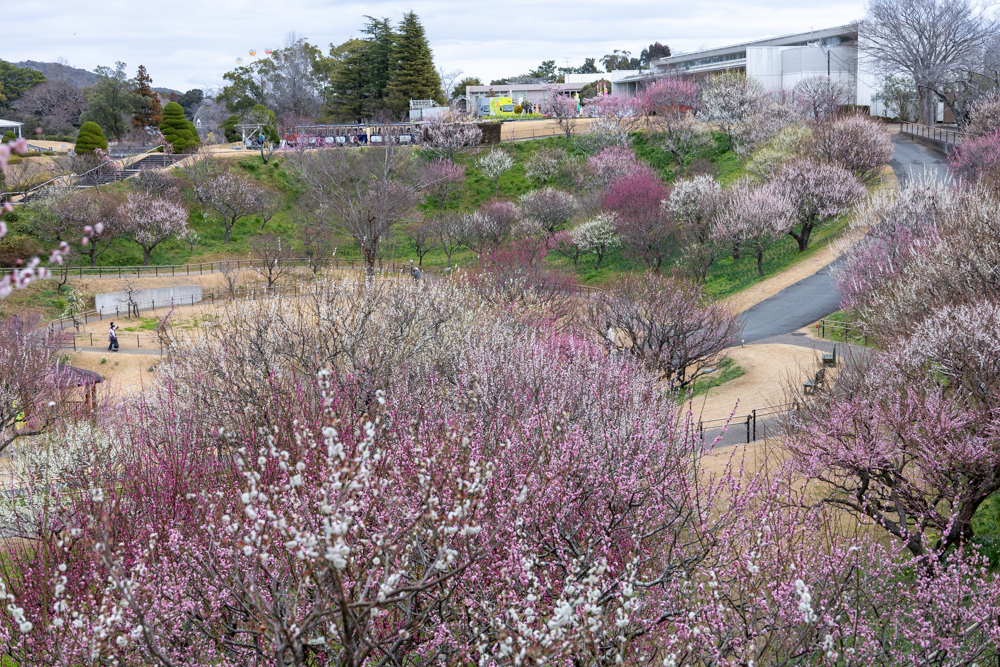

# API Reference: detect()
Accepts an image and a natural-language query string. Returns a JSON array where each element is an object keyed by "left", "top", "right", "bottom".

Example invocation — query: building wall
[{"left": 747, "top": 47, "right": 782, "bottom": 91}]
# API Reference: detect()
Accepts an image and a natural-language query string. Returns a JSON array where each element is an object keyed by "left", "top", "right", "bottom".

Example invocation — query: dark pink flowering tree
[
  {"left": 602, "top": 171, "right": 676, "bottom": 271},
  {"left": 772, "top": 158, "right": 866, "bottom": 251},
  {"left": 642, "top": 78, "right": 710, "bottom": 175},
  {"left": 949, "top": 130, "right": 1000, "bottom": 183}
]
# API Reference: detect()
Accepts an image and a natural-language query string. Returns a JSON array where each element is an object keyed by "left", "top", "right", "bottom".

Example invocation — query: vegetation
[
  {"left": 159, "top": 101, "right": 200, "bottom": 152},
  {"left": 74, "top": 121, "right": 108, "bottom": 153}
]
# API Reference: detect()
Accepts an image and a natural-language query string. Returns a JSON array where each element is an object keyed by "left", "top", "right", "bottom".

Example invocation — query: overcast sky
[{"left": 5, "top": 0, "right": 865, "bottom": 92}]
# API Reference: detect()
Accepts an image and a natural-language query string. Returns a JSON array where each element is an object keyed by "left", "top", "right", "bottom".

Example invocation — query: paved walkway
[
  {"left": 889, "top": 134, "right": 951, "bottom": 183},
  {"left": 739, "top": 134, "right": 949, "bottom": 344}
]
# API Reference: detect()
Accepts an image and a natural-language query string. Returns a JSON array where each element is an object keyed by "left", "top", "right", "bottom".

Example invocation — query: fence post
[
  {"left": 137, "top": 335, "right": 140, "bottom": 348},
  {"left": 752, "top": 410, "right": 757, "bottom": 442},
  {"left": 745, "top": 415, "right": 751, "bottom": 444},
  {"left": 821, "top": 321, "right": 825, "bottom": 338},
  {"left": 90, "top": 333, "right": 93, "bottom": 347}
]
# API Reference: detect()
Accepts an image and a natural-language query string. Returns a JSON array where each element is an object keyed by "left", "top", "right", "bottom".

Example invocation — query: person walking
[
  {"left": 410, "top": 262, "right": 421, "bottom": 284},
  {"left": 108, "top": 322, "right": 119, "bottom": 352}
]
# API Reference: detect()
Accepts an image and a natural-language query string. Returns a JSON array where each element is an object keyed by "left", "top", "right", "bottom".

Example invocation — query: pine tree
[
  {"left": 132, "top": 65, "right": 162, "bottom": 128},
  {"left": 75, "top": 121, "right": 108, "bottom": 153},
  {"left": 362, "top": 17, "right": 396, "bottom": 113},
  {"left": 159, "top": 101, "right": 200, "bottom": 152},
  {"left": 385, "top": 12, "right": 445, "bottom": 117}
]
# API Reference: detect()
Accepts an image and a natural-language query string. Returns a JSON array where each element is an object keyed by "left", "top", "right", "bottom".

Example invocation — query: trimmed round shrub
[
  {"left": 222, "top": 114, "right": 241, "bottom": 142},
  {"left": 1, "top": 131, "right": 14, "bottom": 143},
  {"left": 75, "top": 122, "right": 108, "bottom": 154},
  {"left": 160, "top": 101, "right": 200, "bottom": 153}
]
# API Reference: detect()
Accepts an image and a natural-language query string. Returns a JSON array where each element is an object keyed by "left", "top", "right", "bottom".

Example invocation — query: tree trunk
[
  {"left": 918, "top": 88, "right": 936, "bottom": 127},
  {"left": 225, "top": 225, "right": 232, "bottom": 245},
  {"left": 756, "top": 248, "right": 765, "bottom": 277},
  {"left": 143, "top": 248, "right": 152, "bottom": 266}
]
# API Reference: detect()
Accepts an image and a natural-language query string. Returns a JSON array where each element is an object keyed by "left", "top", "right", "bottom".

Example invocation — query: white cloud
[{"left": 5, "top": 0, "right": 864, "bottom": 91}]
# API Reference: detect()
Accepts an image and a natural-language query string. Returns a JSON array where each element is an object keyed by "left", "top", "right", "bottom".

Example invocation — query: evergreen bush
[
  {"left": 75, "top": 122, "right": 109, "bottom": 154},
  {"left": 222, "top": 114, "right": 241, "bottom": 142},
  {"left": 1, "top": 131, "right": 14, "bottom": 143},
  {"left": 160, "top": 101, "right": 200, "bottom": 152}
]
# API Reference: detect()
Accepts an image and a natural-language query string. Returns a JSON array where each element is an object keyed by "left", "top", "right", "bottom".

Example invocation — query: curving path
[{"left": 737, "top": 134, "right": 948, "bottom": 344}]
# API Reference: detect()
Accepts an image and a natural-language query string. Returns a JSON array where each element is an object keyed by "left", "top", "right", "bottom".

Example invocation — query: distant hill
[
  {"left": 16, "top": 61, "right": 98, "bottom": 88},
  {"left": 153, "top": 86, "right": 182, "bottom": 96}
]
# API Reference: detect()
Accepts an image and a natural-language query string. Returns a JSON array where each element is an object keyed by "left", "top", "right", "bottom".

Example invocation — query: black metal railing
[{"left": 900, "top": 121, "right": 964, "bottom": 147}]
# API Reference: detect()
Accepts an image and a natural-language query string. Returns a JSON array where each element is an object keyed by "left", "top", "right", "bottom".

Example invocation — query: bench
[
  {"left": 822, "top": 344, "right": 837, "bottom": 367},
  {"left": 803, "top": 367, "right": 826, "bottom": 395}
]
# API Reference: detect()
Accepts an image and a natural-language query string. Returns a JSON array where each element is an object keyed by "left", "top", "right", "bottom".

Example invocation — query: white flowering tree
[
  {"left": 476, "top": 147, "right": 515, "bottom": 195},
  {"left": 571, "top": 213, "right": 620, "bottom": 269}
]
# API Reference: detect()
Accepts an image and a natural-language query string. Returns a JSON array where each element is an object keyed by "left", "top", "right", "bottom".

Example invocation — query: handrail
[
  {"left": 0, "top": 144, "right": 167, "bottom": 203},
  {"left": 900, "top": 121, "right": 964, "bottom": 146}
]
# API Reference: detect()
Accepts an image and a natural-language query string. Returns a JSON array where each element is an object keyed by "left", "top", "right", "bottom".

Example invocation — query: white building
[{"left": 614, "top": 25, "right": 889, "bottom": 116}]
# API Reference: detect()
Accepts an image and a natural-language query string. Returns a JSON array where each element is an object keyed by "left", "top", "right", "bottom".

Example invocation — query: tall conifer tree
[
  {"left": 385, "top": 12, "right": 445, "bottom": 116},
  {"left": 132, "top": 65, "right": 162, "bottom": 128}
]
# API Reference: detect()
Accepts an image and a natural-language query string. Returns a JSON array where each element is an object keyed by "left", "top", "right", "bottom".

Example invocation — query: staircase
[{"left": 9, "top": 149, "right": 186, "bottom": 205}]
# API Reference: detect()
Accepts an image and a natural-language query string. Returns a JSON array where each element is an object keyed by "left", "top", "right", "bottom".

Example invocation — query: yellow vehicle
[{"left": 489, "top": 97, "right": 517, "bottom": 116}]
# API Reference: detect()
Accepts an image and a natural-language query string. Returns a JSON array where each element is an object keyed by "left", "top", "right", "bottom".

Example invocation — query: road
[
  {"left": 889, "top": 133, "right": 951, "bottom": 183},
  {"left": 738, "top": 134, "right": 949, "bottom": 343}
]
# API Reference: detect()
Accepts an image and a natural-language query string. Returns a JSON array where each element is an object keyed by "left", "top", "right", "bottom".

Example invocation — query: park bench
[
  {"left": 803, "top": 367, "right": 827, "bottom": 395},
  {"left": 822, "top": 344, "right": 837, "bottom": 367}
]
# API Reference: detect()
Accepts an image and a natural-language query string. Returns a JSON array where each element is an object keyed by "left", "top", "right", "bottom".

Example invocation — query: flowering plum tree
[
  {"left": 585, "top": 146, "right": 648, "bottom": 189},
  {"left": 476, "top": 146, "right": 514, "bottom": 195},
  {"left": 571, "top": 212, "right": 620, "bottom": 269},
  {"left": 812, "top": 114, "right": 894, "bottom": 183},
  {"left": 699, "top": 71, "right": 767, "bottom": 151},
  {"left": 464, "top": 198, "right": 521, "bottom": 253},
  {"left": 117, "top": 192, "right": 189, "bottom": 265},
  {"left": 772, "top": 158, "right": 865, "bottom": 251},
  {"left": 668, "top": 174, "right": 725, "bottom": 282},
  {"left": 540, "top": 83, "right": 579, "bottom": 138},
  {"left": 715, "top": 178, "right": 794, "bottom": 276},
  {"left": 523, "top": 147, "right": 565, "bottom": 184},
  {"left": 793, "top": 75, "right": 852, "bottom": 120},
  {"left": 291, "top": 142, "right": 423, "bottom": 277},
  {"left": 949, "top": 130, "right": 1000, "bottom": 183},
  {"left": 420, "top": 158, "right": 465, "bottom": 211},
  {"left": 420, "top": 113, "right": 482, "bottom": 160},
  {"left": 195, "top": 170, "right": 280, "bottom": 244},
  {"left": 602, "top": 171, "right": 676, "bottom": 271},
  {"left": 518, "top": 187, "right": 576, "bottom": 234},
  {"left": 642, "top": 78, "right": 710, "bottom": 175}
]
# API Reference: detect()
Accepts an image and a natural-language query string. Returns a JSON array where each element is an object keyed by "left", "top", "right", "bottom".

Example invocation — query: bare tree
[
  {"left": 220, "top": 260, "right": 242, "bottom": 298},
  {"left": 585, "top": 274, "right": 743, "bottom": 390},
  {"left": 863, "top": 0, "right": 1000, "bottom": 126},
  {"left": 290, "top": 135, "right": 423, "bottom": 278},
  {"left": 403, "top": 217, "right": 440, "bottom": 266},
  {"left": 251, "top": 234, "right": 295, "bottom": 291},
  {"left": 297, "top": 223, "right": 337, "bottom": 277},
  {"left": 429, "top": 213, "right": 467, "bottom": 268}
]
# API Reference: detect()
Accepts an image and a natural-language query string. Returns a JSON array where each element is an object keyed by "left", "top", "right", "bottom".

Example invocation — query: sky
[{"left": 5, "top": 0, "right": 865, "bottom": 92}]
